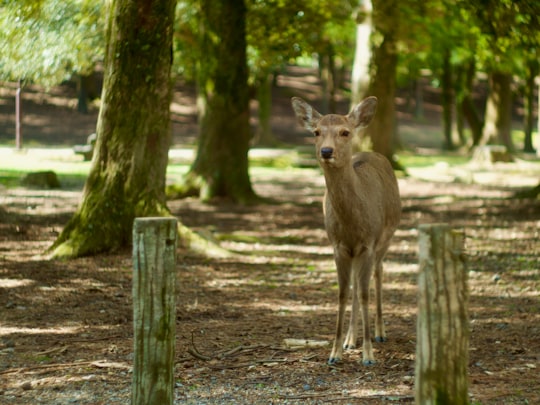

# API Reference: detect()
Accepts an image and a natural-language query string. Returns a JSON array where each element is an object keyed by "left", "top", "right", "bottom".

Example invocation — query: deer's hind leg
[
  {"left": 374, "top": 251, "right": 387, "bottom": 343},
  {"left": 357, "top": 251, "right": 376, "bottom": 365}
]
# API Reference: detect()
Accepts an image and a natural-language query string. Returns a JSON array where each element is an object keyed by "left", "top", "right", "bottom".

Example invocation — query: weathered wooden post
[
  {"left": 415, "top": 224, "right": 468, "bottom": 405},
  {"left": 132, "top": 217, "right": 177, "bottom": 405}
]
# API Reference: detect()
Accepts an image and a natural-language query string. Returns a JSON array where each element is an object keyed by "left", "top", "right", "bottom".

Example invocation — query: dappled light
[
  {"left": 1, "top": 156, "right": 538, "bottom": 402},
  {"left": 1, "top": 0, "right": 539, "bottom": 397}
]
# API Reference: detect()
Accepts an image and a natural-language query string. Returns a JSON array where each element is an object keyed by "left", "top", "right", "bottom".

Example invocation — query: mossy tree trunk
[
  {"left": 183, "top": 0, "right": 256, "bottom": 203},
  {"left": 254, "top": 71, "right": 279, "bottom": 146},
  {"left": 481, "top": 71, "right": 514, "bottom": 152},
  {"left": 49, "top": 0, "right": 177, "bottom": 258},
  {"left": 367, "top": 0, "right": 400, "bottom": 166},
  {"left": 456, "top": 59, "right": 484, "bottom": 147}
]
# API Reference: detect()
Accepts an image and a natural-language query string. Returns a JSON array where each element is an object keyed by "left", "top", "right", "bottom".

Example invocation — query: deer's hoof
[
  {"left": 375, "top": 336, "right": 387, "bottom": 343},
  {"left": 343, "top": 343, "right": 356, "bottom": 350},
  {"left": 362, "top": 359, "right": 376, "bottom": 366},
  {"left": 328, "top": 357, "right": 341, "bottom": 365}
]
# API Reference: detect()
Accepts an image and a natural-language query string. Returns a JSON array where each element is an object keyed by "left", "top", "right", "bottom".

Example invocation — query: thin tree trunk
[
  {"left": 441, "top": 48, "right": 454, "bottom": 150},
  {"left": 255, "top": 72, "right": 278, "bottom": 146},
  {"left": 50, "top": 0, "right": 176, "bottom": 258},
  {"left": 185, "top": 0, "right": 256, "bottom": 203},
  {"left": 414, "top": 78, "right": 424, "bottom": 119},
  {"left": 76, "top": 74, "right": 89, "bottom": 114},
  {"left": 15, "top": 80, "right": 22, "bottom": 150},
  {"left": 523, "top": 59, "right": 538, "bottom": 153}
]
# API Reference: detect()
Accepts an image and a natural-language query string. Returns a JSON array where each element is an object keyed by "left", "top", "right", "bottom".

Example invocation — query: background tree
[
  {"left": 179, "top": 0, "right": 256, "bottom": 203},
  {"left": 350, "top": 0, "right": 373, "bottom": 106},
  {"left": 460, "top": 0, "right": 540, "bottom": 152},
  {"left": 50, "top": 0, "right": 177, "bottom": 258},
  {"left": 246, "top": 0, "right": 329, "bottom": 145},
  {"left": 365, "top": 0, "right": 401, "bottom": 166}
]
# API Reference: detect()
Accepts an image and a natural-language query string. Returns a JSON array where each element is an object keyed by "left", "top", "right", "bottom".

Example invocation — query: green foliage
[
  {"left": 0, "top": 0, "right": 104, "bottom": 87},
  {"left": 173, "top": 0, "right": 357, "bottom": 83},
  {"left": 246, "top": 0, "right": 352, "bottom": 76}
]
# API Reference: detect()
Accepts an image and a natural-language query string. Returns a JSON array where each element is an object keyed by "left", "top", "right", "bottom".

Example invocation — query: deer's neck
[{"left": 322, "top": 163, "right": 360, "bottom": 214}]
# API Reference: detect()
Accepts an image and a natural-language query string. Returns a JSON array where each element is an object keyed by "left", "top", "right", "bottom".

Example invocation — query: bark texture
[
  {"left": 416, "top": 224, "right": 469, "bottom": 405},
  {"left": 481, "top": 72, "right": 514, "bottom": 151},
  {"left": 184, "top": 0, "right": 256, "bottom": 203},
  {"left": 366, "top": 0, "right": 399, "bottom": 163},
  {"left": 50, "top": 0, "right": 177, "bottom": 258},
  {"left": 132, "top": 218, "right": 177, "bottom": 405}
]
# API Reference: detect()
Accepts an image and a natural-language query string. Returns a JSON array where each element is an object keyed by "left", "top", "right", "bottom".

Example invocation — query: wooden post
[
  {"left": 132, "top": 217, "right": 177, "bottom": 405},
  {"left": 415, "top": 224, "right": 468, "bottom": 405}
]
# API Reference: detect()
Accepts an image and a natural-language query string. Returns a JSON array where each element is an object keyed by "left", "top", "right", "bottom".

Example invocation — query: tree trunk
[
  {"left": 15, "top": 80, "right": 22, "bottom": 150},
  {"left": 185, "top": 0, "right": 256, "bottom": 203},
  {"left": 320, "top": 43, "right": 336, "bottom": 114},
  {"left": 254, "top": 72, "right": 278, "bottom": 146},
  {"left": 441, "top": 48, "right": 455, "bottom": 150},
  {"left": 414, "top": 78, "right": 424, "bottom": 119},
  {"left": 49, "top": 0, "right": 177, "bottom": 258},
  {"left": 456, "top": 60, "right": 483, "bottom": 146},
  {"left": 350, "top": 0, "right": 373, "bottom": 106},
  {"left": 481, "top": 71, "right": 514, "bottom": 152},
  {"left": 76, "top": 74, "right": 89, "bottom": 114},
  {"left": 523, "top": 58, "right": 538, "bottom": 153},
  {"left": 416, "top": 224, "right": 469, "bottom": 405},
  {"left": 366, "top": 0, "right": 400, "bottom": 165}
]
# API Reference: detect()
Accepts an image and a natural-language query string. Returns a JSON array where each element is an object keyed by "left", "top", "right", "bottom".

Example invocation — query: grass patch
[
  {"left": 398, "top": 152, "right": 469, "bottom": 168},
  {"left": 0, "top": 170, "right": 25, "bottom": 188}
]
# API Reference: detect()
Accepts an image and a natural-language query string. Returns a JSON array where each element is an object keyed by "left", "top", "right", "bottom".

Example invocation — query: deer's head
[{"left": 291, "top": 97, "right": 378, "bottom": 168}]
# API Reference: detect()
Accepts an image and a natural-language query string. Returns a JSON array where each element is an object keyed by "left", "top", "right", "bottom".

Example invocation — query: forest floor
[{"left": 0, "top": 67, "right": 539, "bottom": 404}]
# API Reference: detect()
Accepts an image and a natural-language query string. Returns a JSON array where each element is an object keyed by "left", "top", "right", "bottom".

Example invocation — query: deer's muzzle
[{"left": 320, "top": 147, "right": 333, "bottom": 160}]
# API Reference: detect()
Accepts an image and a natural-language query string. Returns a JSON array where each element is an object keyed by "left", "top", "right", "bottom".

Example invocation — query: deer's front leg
[
  {"left": 328, "top": 251, "right": 352, "bottom": 365},
  {"left": 358, "top": 251, "right": 376, "bottom": 365},
  {"left": 344, "top": 265, "right": 360, "bottom": 350}
]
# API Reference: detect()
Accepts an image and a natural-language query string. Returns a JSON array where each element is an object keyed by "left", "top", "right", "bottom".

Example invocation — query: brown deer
[{"left": 291, "top": 96, "right": 401, "bottom": 365}]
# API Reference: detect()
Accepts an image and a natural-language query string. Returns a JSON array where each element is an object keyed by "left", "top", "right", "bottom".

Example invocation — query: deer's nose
[{"left": 320, "top": 147, "right": 333, "bottom": 159}]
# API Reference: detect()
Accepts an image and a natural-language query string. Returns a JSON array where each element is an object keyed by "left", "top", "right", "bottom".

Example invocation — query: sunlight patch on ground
[
  {"left": 225, "top": 242, "right": 333, "bottom": 257},
  {"left": 236, "top": 300, "right": 334, "bottom": 314},
  {"left": 0, "top": 326, "right": 80, "bottom": 337},
  {"left": 0, "top": 278, "right": 35, "bottom": 288},
  {"left": 385, "top": 262, "right": 418, "bottom": 275}
]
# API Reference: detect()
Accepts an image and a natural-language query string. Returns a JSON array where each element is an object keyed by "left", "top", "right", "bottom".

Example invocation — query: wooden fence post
[
  {"left": 132, "top": 217, "right": 177, "bottom": 405},
  {"left": 415, "top": 224, "right": 468, "bottom": 405}
]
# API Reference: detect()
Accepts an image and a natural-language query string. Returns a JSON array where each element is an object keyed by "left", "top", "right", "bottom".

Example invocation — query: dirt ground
[{"left": 0, "top": 69, "right": 539, "bottom": 404}]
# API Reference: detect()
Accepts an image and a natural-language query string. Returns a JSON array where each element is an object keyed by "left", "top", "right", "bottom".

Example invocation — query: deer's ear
[
  {"left": 291, "top": 97, "right": 322, "bottom": 132},
  {"left": 347, "top": 96, "right": 377, "bottom": 129}
]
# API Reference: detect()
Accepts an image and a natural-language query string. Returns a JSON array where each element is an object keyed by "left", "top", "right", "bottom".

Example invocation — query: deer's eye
[
  {"left": 340, "top": 130, "right": 350, "bottom": 137},
  {"left": 313, "top": 130, "right": 321, "bottom": 137}
]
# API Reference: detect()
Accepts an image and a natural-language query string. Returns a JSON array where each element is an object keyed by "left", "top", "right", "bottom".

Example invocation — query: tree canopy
[{"left": 0, "top": 0, "right": 104, "bottom": 87}]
